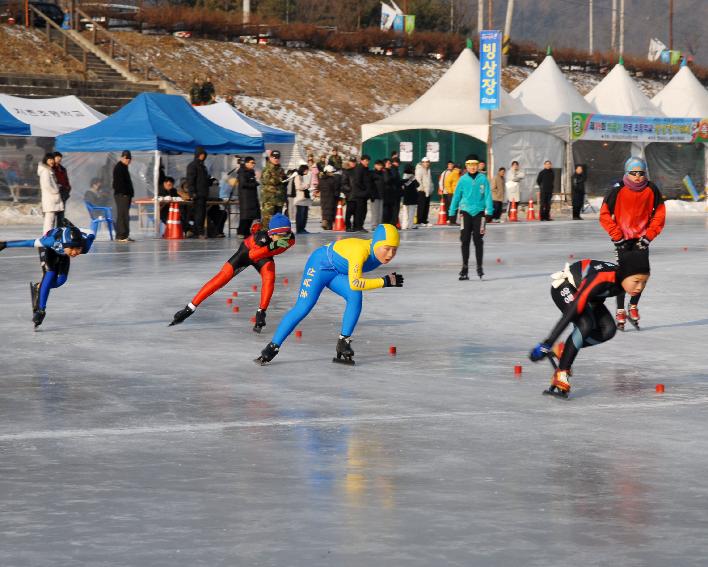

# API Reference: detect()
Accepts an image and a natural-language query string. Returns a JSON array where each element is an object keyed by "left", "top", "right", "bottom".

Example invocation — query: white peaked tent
[
  {"left": 651, "top": 63, "right": 708, "bottom": 195},
  {"left": 361, "top": 47, "right": 566, "bottom": 199},
  {"left": 651, "top": 63, "right": 708, "bottom": 117},
  {"left": 511, "top": 54, "right": 595, "bottom": 126},
  {"left": 585, "top": 62, "right": 663, "bottom": 117},
  {"left": 0, "top": 94, "right": 105, "bottom": 137}
]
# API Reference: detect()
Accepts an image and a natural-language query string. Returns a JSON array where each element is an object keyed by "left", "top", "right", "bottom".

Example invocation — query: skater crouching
[
  {"left": 528, "top": 249, "right": 651, "bottom": 398},
  {"left": 255, "top": 224, "right": 404, "bottom": 365},
  {"left": 599, "top": 156, "right": 665, "bottom": 330},
  {"left": 169, "top": 214, "right": 295, "bottom": 332},
  {"left": 448, "top": 159, "right": 493, "bottom": 280},
  {"left": 0, "top": 219, "right": 97, "bottom": 328}
]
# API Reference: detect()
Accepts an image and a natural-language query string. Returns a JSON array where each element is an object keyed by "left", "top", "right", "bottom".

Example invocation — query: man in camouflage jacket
[{"left": 260, "top": 150, "right": 286, "bottom": 228}]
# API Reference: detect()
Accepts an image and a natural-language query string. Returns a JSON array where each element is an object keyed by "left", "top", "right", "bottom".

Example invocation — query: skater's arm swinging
[
  {"left": 644, "top": 201, "right": 666, "bottom": 242},
  {"left": 348, "top": 259, "right": 385, "bottom": 290},
  {"left": 248, "top": 234, "right": 295, "bottom": 263}
]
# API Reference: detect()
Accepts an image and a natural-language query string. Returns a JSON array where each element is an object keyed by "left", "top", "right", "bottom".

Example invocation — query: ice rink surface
[{"left": 1, "top": 216, "right": 707, "bottom": 566}]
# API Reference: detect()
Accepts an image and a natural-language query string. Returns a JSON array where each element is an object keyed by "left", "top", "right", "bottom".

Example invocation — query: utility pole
[
  {"left": 611, "top": 0, "right": 617, "bottom": 51},
  {"left": 619, "top": 0, "right": 625, "bottom": 56},
  {"left": 487, "top": 0, "right": 493, "bottom": 28},
  {"left": 243, "top": 0, "right": 250, "bottom": 24},
  {"left": 503, "top": 0, "right": 514, "bottom": 66},
  {"left": 477, "top": 0, "right": 483, "bottom": 33},
  {"left": 450, "top": 0, "right": 454, "bottom": 33},
  {"left": 588, "top": 0, "right": 593, "bottom": 54},
  {"left": 669, "top": 0, "right": 674, "bottom": 51}
]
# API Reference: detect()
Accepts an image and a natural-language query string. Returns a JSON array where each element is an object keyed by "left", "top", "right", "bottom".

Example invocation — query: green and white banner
[{"left": 571, "top": 113, "right": 708, "bottom": 143}]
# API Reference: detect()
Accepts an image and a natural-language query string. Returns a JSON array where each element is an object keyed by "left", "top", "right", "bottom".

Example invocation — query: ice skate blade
[
  {"left": 332, "top": 356, "right": 355, "bottom": 366},
  {"left": 616, "top": 323, "right": 625, "bottom": 331},
  {"left": 168, "top": 320, "right": 179, "bottom": 327},
  {"left": 628, "top": 319, "right": 640, "bottom": 330},
  {"left": 543, "top": 387, "right": 569, "bottom": 400},
  {"left": 254, "top": 356, "right": 270, "bottom": 366},
  {"left": 252, "top": 326, "right": 263, "bottom": 334},
  {"left": 458, "top": 275, "right": 469, "bottom": 281}
]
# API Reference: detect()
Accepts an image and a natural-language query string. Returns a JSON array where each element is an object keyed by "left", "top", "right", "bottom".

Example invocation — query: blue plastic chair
[{"left": 84, "top": 200, "right": 115, "bottom": 240}]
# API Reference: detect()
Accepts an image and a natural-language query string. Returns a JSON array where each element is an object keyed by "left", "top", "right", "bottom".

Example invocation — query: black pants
[
  {"left": 296, "top": 205, "right": 309, "bottom": 233},
  {"left": 114, "top": 194, "right": 132, "bottom": 239},
  {"left": 238, "top": 217, "right": 255, "bottom": 237},
  {"left": 352, "top": 198, "right": 367, "bottom": 231},
  {"left": 460, "top": 211, "right": 485, "bottom": 269},
  {"left": 552, "top": 281, "right": 616, "bottom": 370},
  {"left": 207, "top": 205, "right": 227, "bottom": 237},
  {"left": 540, "top": 190, "right": 552, "bottom": 220},
  {"left": 572, "top": 190, "right": 585, "bottom": 218},
  {"left": 320, "top": 191, "right": 337, "bottom": 225},
  {"left": 345, "top": 200, "right": 355, "bottom": 230},
  {"left": 443, "top": 194, "right": 456, "bottom": 223},
  {"left": 193, "top": 196, "right": 208, "bottom": 236},
  {"left": 492, "top": 200, "right": 503, "bottom": 220},
  {"left": 416, "top": 192, "right": 430, "bottom": 224},
  {"left": 382, "top": 201, "right": 397, "bottom": 225}
]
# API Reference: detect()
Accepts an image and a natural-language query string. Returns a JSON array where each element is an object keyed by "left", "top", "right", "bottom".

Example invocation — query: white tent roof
[
  {"left": 0, "top": 94, "right": 105, "bottom": 137},
  {"left": 651, "top": 64, "right": 708, "bottom": 117},
  {"left": 195, "top": 102, "right": 263, "bottom": 138},
  {"left": 585, "top": 62, "right": 664, "bottom": 116},
  {"left": 361, "top": 47, "right": 563, "bottom": 142},
  {"left": 511, "top": 55, "right": 595, "bottom": 124}
]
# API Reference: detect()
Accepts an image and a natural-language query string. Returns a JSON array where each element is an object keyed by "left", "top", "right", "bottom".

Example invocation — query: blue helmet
[
  {"left": 624, "top": 156, "right": 647, "bottom": 174},
  {"left": 59, "top": 226, "right": 83, "bottom": 248},
  {"left": 267, "top": 213, "right": 292, "bottom": 236}
]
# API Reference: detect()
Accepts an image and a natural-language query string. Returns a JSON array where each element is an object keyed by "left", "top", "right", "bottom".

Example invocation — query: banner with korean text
[
  {"left": 571, "top": 112, "right": 708, "bottom": 143},
  {"left": 479, "top": 30, "right": 502, "bottom": 110}
]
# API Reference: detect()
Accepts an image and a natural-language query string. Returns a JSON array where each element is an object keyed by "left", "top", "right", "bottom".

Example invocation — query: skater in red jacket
[
  {"left": 529, "top": 250, "right": 651, "bottom": 398},
  {"left": 599, "top": 156, "right": 665, "bottom": 330},
  {"left": 169, "top": 214, "right": 294, "bottom": 332}
]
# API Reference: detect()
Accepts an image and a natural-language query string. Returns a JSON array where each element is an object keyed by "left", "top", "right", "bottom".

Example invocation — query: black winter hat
[
  {"left": 195, "top": 146, "right": 207, "bottom": 157},
  {"left": 617, "top": 248, "right": 651, "bottom": 281}
]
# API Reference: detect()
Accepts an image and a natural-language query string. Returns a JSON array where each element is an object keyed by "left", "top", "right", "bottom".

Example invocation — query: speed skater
[
  {"left": 0, "top": 218, "right": 97, "bottom": 328},
  {"left": 599, "top": 156, "right": 665, "bottom": 330},
  {"left": 255, "top": 223, "right": 404, "bottom": 366},
  {"left": 528, "top": 248, "right": 651, "bottom": 398},
  {"left": 169, "top": 213, "right": 295, "bottom": 332}
]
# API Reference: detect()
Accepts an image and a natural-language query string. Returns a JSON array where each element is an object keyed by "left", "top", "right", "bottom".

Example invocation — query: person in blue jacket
[
  {"left": 255, "top": 223, "right": 404, "bottom": 366},
  {"left": 0, "top": 219, "right": 97, "bottom": 328},
  {"left": 449, "top": 159, "right": 493, "bottom": 280}
]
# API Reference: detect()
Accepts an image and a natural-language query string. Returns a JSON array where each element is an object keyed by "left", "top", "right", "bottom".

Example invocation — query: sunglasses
[{"left": 628, "top": 171, "right": 645, "bottom": 177}]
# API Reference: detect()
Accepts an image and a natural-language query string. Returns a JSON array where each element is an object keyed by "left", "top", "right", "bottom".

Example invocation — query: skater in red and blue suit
[
  {"left": 529, "top": 249, "right": 651, "bottom": 398},
  {"left": 599, "top": 156, "right": 665, "bottom": 330},
  {"left": 169, "top": 213, "right": 295, "bottom": 332},
  {"left": 255, "top": 223, "right": 404, "bottom": 365},
  {"left": 0, "top": 219, "right": 97, "bottom": 328}
]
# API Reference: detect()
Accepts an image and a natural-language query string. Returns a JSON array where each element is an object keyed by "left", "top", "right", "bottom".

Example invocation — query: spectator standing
[
  {"left": 158, "top": 176, "right": 178, "bottom": 225},
  {"left": 52, "top": 152, "right": 71, "bottom": 205},
  {"left": 189, "top": 78, "right": 202, "bottom": 105},
  {"left": 505, "top": 160, "right": 524, "bottom": 218},
  {"left": 369, "top": 159, "right": 386, "bottom": 230},
  {"left": 316, "top": 154, "right": 327, "bottom": 178},
  {"left": 449, "top": 159, "right": 493, "bottom": 280},
  {"left": 293, "top": 163, "right": 312, "bottom": 234},
  {"left": 389, "top": 157, "right": 403, "bottom": 225},
  {"left": 350, "top": 155, "right": 372, "bottom": 232},
  {"left": 84, "top": 178, "right": 112, "bottom": 207},
  {"left": 307, "top": 155, "right": 320, "bottom": 193},
  {"left": 260, "top": 150, "right": 286, "bottom": 228},
  {"left": 328, "top": 147, "right": 343, "bottom": 171},
  {"left": 536, "top": 160, "right": 555, "bottom": 221},
  {"left": 186, "top": 146, "right": 212, "bottom": 239},
  {"left": 445, "top": 164, "right": 461, "bottom": 224},
  {"left": 400, "top": 165, "right": 419, "bottom": 230},
  {"left": 112, "top": 150, "right": 134, "bottom": 242},
  {"left": 341, "top": 156, "right": 357, "bottom": 231},
  {"left": 490, "top": 167, "right": 506, "bottom": 222},
  {"left": 318, "top": 164, "right": 339, "bottom": 230},
  {"left": 572, "top": 164, "right": 587, "bottom": 220},
  {"left": 38, "top": 152, "right": 63, "bottom": 234},
  {"left": 414, "top": 157, "right": 433, "bottom": 226},
  {"left": 200, "top": 77, "right": 216, "bottom": 105},
  {"left": 382, "top": 159, "right": 399, "bottom": 225},
  {"left": 237, "top": 156, "right": 260, "bottom": 237}
]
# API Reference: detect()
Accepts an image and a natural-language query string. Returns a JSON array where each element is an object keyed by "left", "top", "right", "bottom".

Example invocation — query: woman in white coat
[
  {"left": 38, "top": 152, "right": 64, "bottom": 234},
  {"left": 293, "top": 163, "right": 313, "bottom": 234},
  {"left": 505, "top": 160, "right": 525, "bottom": 218}
]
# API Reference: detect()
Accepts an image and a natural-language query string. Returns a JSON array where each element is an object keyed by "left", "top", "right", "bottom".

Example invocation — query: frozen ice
[{"left": 1, "top": 215, "right": 707, "bottom": 566}]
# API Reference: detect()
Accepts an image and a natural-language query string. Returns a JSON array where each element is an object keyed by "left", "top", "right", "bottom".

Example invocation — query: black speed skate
[
  {"left": 332, "top": 335, "right": 355, "bottom": 365},
  {"left": 458, "top": 265, "right": 469, "bottom": 281},
  {"left": 476, "top": 265, "right": 484, "bottom": 280},
  {"left": 30, "top": 281, "right": 40, "bottom": 311},
  {"left": 255, "top": 342, "right": 279, "bottom": 365},
  {"left": 542, "top": 370, "right": 570, "bottom": 400},
  {"left": 628, "top": 305, "right": 640, "bottom": 330},
  {"left": 253, "top": 309, "right": 266, "bottom": 334},
  {"left": 33, "top": 309, "right": 46, "bottom": 329},
  {"left": 169, "top": 305, "right": 194, "bottom": 326}
]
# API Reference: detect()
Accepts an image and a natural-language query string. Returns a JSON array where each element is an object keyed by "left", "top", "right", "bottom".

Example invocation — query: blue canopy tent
[
  {"left": 0, "top": 105, "right": 31, "bottom": 136},
  {"left": 56, "top": 93, "right": 265, "bottom": 233}
]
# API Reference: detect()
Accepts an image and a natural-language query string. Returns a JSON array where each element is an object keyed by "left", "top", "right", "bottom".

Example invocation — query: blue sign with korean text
[{"left": 479, "top": 30, "right": 502, "bottom": 110}]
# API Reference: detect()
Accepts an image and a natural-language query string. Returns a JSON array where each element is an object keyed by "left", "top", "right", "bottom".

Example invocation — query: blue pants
[
  {"left": 272, "top": 247, "right": 363, "bottom": 346},
  {"left": 38, "top": 249, "right": 69, "bottom": 310}
]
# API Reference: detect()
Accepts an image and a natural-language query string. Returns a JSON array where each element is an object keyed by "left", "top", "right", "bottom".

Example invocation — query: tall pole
[
  {"left": 477, "top": 0, "right": 483, "bottom": 33},
  {"left": 588, "top": 0, "right": 593, "bottom": 54},
  {"left": 243, "top": 0, "right": 250, "bottom": 24},
  {"left": 503, "top": 0, "right": 514, "bottom": 66},
  {"left": 669, "top": 0, "right": 674, "bottom": 51},
  {"left": 487, "top": 0, "right": 492, "bottom": 28},
  {"left": 619, "top": 0, "right": 625, "bottom": 56},
  {"left": 611, "top": 0, "right": 617, "bottom": 51},
  {"left": 450, "top": 0, "right": 454, "bottom": 33}
]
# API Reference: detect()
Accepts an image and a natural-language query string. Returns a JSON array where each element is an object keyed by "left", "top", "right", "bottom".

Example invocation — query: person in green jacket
[{"left": 449, "top": 159, "right": 493, "bottom": 280}]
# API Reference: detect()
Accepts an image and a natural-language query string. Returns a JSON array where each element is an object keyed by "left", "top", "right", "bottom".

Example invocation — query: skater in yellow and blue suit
[{"left": 255, "top": 224, "right": 404, "bottom": 365}]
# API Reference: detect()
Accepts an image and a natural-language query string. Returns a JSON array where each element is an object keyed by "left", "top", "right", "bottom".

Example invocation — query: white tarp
[
  {"left": 195, "top": 103, "right": 263, "bottom": 138},
  {"left": 0, "top": 94, "right": 105, "bottom": 137},
  {"left": 651, "top": 64, "right": 708, "bottom": 117},
  {"left": 585, "top": 63, "right": 664, "bottom": 117}
]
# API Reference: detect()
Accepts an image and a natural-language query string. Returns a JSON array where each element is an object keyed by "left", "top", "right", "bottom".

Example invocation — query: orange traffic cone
[
  {"left": 526, "top": 199, "right": 538, "bottom": 221},
  {"left": 436, "top": 196, "right": 448, "bottom": 225},
  {"left": 333, "top": 199, "right": 346, "bottom": 232},
  {"left": 164, "top": 202, "right": 184, "bottom": 239},
  {"left": 508, "top": 200, "right": 518, "bottom": 222}
]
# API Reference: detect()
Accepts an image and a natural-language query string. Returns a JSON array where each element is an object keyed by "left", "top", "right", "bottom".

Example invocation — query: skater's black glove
[
  {"left": 636, "top": 236, "right": 650, "bottom": 250},
  {"left": 383, "top": 272, "right": 404, "bottom": 288},
  {"left": 0, "top": 241, "right": 6, "bottom": 252},
  {"left": 529, "top": 342, "right": 552, "bottom": 362},
  {"left": 613, "top": 238, "right": 630, "bottom": 252}
]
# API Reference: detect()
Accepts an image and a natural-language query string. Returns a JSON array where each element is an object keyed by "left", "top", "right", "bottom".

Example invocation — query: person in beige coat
[
  {"left": 38, "top": 152, "right": 64, "bottom": 234},
  {"left": 489, "top": 167, "right": 506, "bottom": 222}
]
